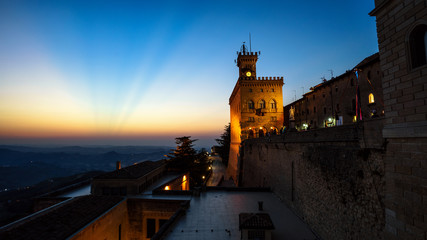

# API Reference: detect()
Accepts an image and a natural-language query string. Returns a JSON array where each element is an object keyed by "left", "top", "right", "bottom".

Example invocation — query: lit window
[
  {"left": 269, "top": 99, "right": 276, "bottom": 109},
  {"left": 260, "top": 88, "right": 263, "bottom": 92},
  {"left": 409, "top": 24, "right": 427, "bottom": 68},
  {"left": 271, "top": 88, "right": 275, "bottom": 92},
  {"left": 248, "top": 100, "right": 254, "bottom": 109},
  {"left": 369, "top": 93, "right": 375, "bottom": 104},
  {"left": 259, "top": 100, "right": 265, "bottom": 109}
]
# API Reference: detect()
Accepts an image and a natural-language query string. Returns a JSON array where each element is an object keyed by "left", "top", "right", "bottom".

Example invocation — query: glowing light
[
  {"left": 164, "top": 186, "right": 170, "bottom": 190},
  {"left": 328, "top": 118, "right": 332, "bottom": 122},
  {"left": 259, "top": 127, "right": 263, "bottom": 129},
  {"left": 202, "top": 176, "right": 205, "bottom": 179}
]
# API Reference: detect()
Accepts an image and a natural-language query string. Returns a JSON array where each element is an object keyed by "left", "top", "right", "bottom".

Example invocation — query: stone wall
[
  {"left": 240, "top": 120, "right": 385, "bottom": 240},
  {"left": 370, "top": 1, "right": 427, "bottom": 239}
]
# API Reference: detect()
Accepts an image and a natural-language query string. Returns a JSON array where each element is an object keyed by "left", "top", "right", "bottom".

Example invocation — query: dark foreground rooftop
[{"left": 0, "top": 195, "right": 124, "bottom": 240}]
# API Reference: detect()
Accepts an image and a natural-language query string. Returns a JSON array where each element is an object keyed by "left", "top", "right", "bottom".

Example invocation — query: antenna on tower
[{"left": 249, "top": 33, "right": 251, "bottom": 52}]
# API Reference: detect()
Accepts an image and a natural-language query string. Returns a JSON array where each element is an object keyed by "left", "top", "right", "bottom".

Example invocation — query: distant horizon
[{"left": 0, "top": 135, "right": 217, "bottom": 149}]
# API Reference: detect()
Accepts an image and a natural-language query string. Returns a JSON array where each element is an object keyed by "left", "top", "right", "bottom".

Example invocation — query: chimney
[{"left": 116, "top": 161, "right": 121, "bottom": 170}]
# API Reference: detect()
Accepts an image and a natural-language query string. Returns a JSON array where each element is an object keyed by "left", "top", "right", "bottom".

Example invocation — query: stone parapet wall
[{"left": 240, "top": 123, "right": 385, "bottom": 240}]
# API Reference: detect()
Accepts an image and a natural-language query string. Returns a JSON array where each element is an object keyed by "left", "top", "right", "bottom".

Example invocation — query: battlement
[
  {"left": 237, "top": 51, "right": 259, "bottom": 56},
  {"left": 239, "top": 76, "right": 283, "bottom": 81},
  {"left": 257, "top": 76, "right": 283, "bottom": 81}
]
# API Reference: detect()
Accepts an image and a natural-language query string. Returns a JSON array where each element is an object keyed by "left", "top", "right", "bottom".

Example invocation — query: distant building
[
  {"left": 284, "top": 53, "right": 384, "bottom": 130},
  {"left": 227, "top": 43, "right": 284, "bottom": 185},
  {"left": 91, "top": 160, "right": 166, "bottom": 196}
]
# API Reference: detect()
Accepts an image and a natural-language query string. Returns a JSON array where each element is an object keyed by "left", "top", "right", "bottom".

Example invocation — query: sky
[{"left": 0, "top": 0, "right": 379, "bottom": 148}]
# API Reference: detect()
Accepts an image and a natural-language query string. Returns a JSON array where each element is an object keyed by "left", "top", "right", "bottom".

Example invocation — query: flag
[{"left": 355, "top": 70, "right": 362, "bottom": 121}]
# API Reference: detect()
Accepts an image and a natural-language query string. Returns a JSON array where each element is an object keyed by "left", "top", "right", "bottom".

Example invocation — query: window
[
  {"left": 248, "top": 100, "right": 254, "bottom": 109},
  {"left": 367, "top": 71, "right": 371, "bottom": 80},
  {"left": 271, "top": 116, "right": 277, "bottom": 121},
  {"left": 352, "top": 99, "right": 356, "bottom": 111},
  {"left": 322, "top": 93, "right": 325, "bottom": 98},
  {"left": 314, "top": 107, "right": 316, "bottom": 113},
  {"left": 260, "top": 88, "right": 263, "bottom": 92},
  {"left": 248, "top": 117, "right": 255, "bottom": 122},
  {"left": 369, "top": 93, "right": 375, "bottom": 103},
  {"left": 306, "top": 109, "right": 310, "bottom": 114},
  {"left": 335, "top": 86, "right": 338, "bottom": 92},
  {"left": 258, "top": 100, "right": 265, "bottom": 109},
  {"left": 323, "top": 107, "right": 326, "bottom": 114},
  {"left": 313, "top": 95, "right": 315, "bottom": 100},
  {"left": 351, "top": 78, "right": 354, "bottom": 86},
  {"left": 336, "top": 104, "right": 340, "bottom": 111},
  {"left": 249, "top": 88, "right": 253, "bottom": 92},
  {"left": 146, "top": 219, "right": 156, "bottom": 238},
  {"left": 269, "top": 99, "right": 277, "bottom": 109},
  {"left": 271, "top": 88, "right": 275, "bottom": 92},
  {"left": 409, "top": 24, "right": 427, "bottom": 68}
]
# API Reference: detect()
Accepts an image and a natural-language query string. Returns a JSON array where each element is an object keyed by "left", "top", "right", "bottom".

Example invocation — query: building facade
[
  {"left": 227, "top": 43, "right": 284, "bottom": 185},
  {"left": 284, "top": 53, "right": 384, "bottom": 130},
  {"left": 370, "top": 1, "right": 427, "bottom": 239}
]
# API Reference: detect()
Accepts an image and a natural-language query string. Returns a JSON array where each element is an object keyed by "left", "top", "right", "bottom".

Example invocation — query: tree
[
  {"left": 167, "top": 136, "right": 197, "bottom": 170},
  {"left": 167, "top": 137, "right": 210, "bottom": 187},
  {"left": 215, "top": 123, "right": 230, "bottom": 166}
]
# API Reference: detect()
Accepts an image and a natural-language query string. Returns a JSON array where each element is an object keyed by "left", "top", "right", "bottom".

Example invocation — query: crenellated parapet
[
  {"left": 239, "top": 76, "right": 284, "bottom": 81},
  {"left": 237, "top": 51, "right": 259, "bottom": 56}
]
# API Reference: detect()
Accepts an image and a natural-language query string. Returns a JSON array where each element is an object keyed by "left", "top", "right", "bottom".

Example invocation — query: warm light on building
[
  {"left": 181, "top": 175, "right": 189, "bottom": 190},
  {"left": 202, "top": 176, "right": 205, "bottom": 179},
  {"left": 164, "top": 186, "right": 170, "bottom": 190}
]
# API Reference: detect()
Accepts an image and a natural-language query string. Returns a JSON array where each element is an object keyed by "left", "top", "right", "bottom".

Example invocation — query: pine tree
[{"left": 167, "top": 136, "right": 197, "bottom": 170}]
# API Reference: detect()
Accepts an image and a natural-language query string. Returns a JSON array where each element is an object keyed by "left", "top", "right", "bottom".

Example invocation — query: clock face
[{"left": 246, "top": 71, "right": 252, "bottom": 77}]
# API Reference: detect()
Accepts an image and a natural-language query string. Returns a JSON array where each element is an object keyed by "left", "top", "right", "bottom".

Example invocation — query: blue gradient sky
[{"left": 0, "top": 0, "right": 378, "bottom": 147}]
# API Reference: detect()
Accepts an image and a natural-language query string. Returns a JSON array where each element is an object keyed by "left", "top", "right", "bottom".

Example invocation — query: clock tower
[
  {"left": 236, "top": 43, "right": 258, "bottom": 78},
  {"left": 227, "top": 43, "right": 284, "bottom": 186}
]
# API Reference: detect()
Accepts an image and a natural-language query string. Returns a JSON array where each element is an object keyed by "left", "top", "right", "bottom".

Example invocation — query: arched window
[
  {"left": 248, "top": 100, "right": 254, "bottom": 109},
  {"left": 258, "top": 100, "right": 265, "bottom": 109},
  {"left": 369, "top": 93, "right": 375, "bottom": 104},
  {"left": 409, "top": 24, "right": 427, "bottom": 68},
  {"left": 269, "top": 99, "right": 276, "bottom": 109}
]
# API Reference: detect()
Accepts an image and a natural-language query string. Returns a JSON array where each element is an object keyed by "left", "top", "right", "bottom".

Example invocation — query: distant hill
[{"left": 0, "top": 145, "right": 171, "bottom": 191}]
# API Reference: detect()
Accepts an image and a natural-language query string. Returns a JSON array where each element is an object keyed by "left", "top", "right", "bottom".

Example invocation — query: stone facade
[
  {"left": 228, "top": 43, "right": 284, "bottom": 185},
  {"left": 284, "top": 53, "right": 384, "bottom": 130},
  {"left": 240, "top": 119, "right": 386, "bottom": 240},
  {"left": 370, "top": 0, "right": 427, "bottom": 239}
]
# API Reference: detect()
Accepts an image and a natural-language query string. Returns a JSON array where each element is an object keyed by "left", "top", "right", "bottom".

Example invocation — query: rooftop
[
  {"left": 94, "top": 159, "right": 166, "bottom": 180},
  {"left": 163, "top": 190, "right": 318, "bottom": 240},
  {"left": 0, "top": 195, "right": 124, "bottom": 240}
]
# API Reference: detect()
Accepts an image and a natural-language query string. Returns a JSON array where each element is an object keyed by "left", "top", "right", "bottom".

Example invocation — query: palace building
[{"left": 227, "top": 43, "right": 284, "bottom": 185}]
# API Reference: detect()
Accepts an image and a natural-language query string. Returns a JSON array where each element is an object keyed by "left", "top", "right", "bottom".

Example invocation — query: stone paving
[{"left": 164, "top": 190, "right": 318, "bottom": 240}]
